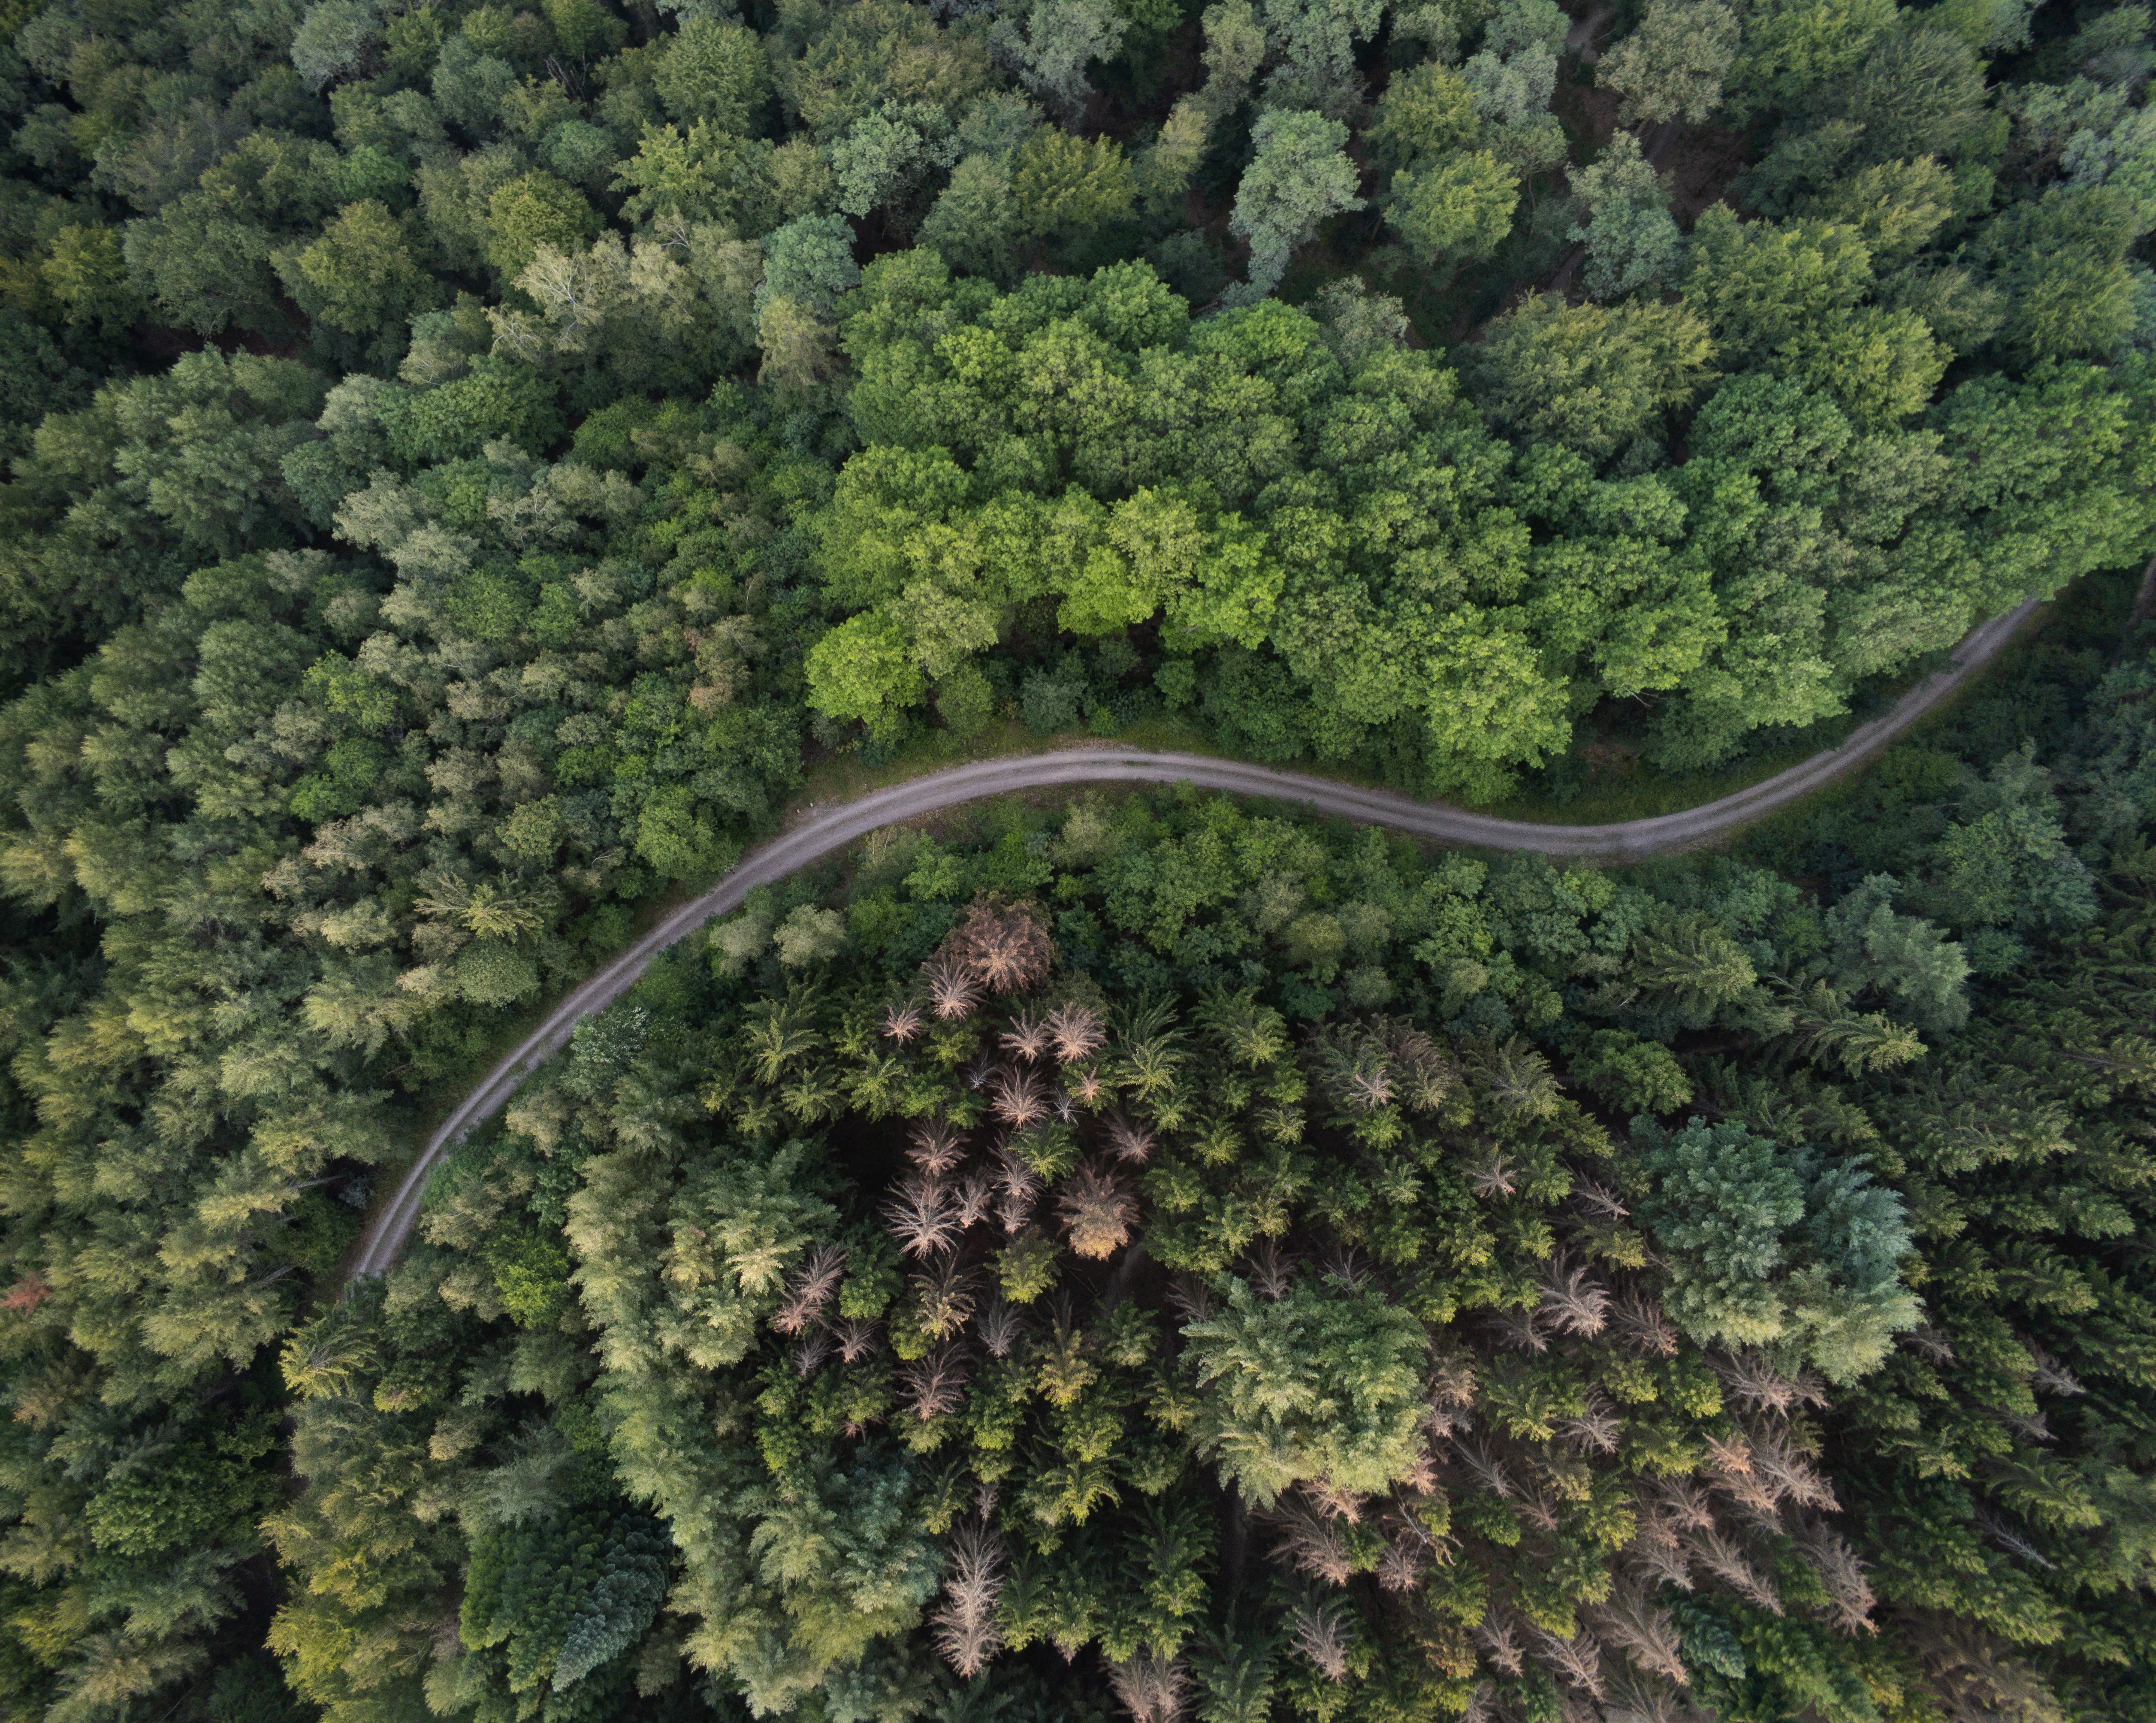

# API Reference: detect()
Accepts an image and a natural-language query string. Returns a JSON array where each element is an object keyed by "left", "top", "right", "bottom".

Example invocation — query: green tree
[
  {"left": 996, "top": 0, "right": 1128, "bottom": 120},
  {"left": 1631, "top": 1116, "right": 1920, "bottom": 1380},
  {"left": 653, "top": 16, "right": 774, "bottom": 129},
  {"left": 1596, "top": 0, "right": 1741, "bottom": 127},
  {"left": 1571, "top": 1028, "right": 1694, "bottom": 1113},
  {"left": 1365, "top": 60, "right": 1482, "bottom": 172},
  {"left": 921, "top": 155, "right": 1022, "bottom": 282},
  {"left": 1387, "top": 149, "right": 1519, "bottom": 274},
  {"left": 830, "top": 101, "right": 957, "bottom": 220},
  {"left": 1181, "top": 1273, "right": 1426, "bottom": 1505},
  {"left": 1461, "top": 0, "right": 1569, "bottom": 172},
  {"left": 1225, "top": 107, "right": 1363, "bottom": 302},
  {"left": 1566, "top": 130, "right": 1682, "bottom": 299},
  {"left": 1198, "top": 0, "right": 1268, "bottom": 118},
  {"left": 1254, "top": 0, "right": 1387, "bottom": 113},
  {"left": 278, "top": 199, "right": 438, "bottom": 343},
  {"left": 1468, "top": 292, "right": 1715, "bottom": 460},
  {"left": 1822, "top": 874, "right": 1971, "bottom": 1031},
  {"left": 290, "top": 0, "right": 385, "bottom": 92},
  {"left": 1978, "top": 187, "right": 2140, "bottom": 363},
  {"left": 1011, "top": 128, "right": 1139, "bottom": 245},
  {"left": 485, "top": 170, "right": 600, "bottom": 279},
  {"left": 1686, "top": 203, "right": 1947, "bottom": 426},
  {"left": 760, "top": 212, "right": 862, "bottom": 314}
]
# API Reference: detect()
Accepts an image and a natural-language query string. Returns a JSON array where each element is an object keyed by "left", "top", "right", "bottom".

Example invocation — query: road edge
[{"left": 344, "top": 596, "right": 2041, "bottom": 1284}]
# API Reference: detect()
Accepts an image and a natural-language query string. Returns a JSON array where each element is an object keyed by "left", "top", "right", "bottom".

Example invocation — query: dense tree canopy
[{"left": 0, "top": 0, "right": 2153, "bottom": 1718}]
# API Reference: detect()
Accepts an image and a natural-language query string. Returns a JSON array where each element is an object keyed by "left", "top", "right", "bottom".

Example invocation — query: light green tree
[
  {"left": 806, "top": 611, "right": 926, "bottom": 738},
  {"left": 1181, "top": 1274, "right": 1426, "bottom": 1506},
  {"left": 1011, "top": 128, "right": 1139, "bottom": 243},
  {"left": 1468, "top": 292, "right": 1715, "bottom": 460},
  {"left": 1388, "top": 149, "right": 1519, "bottom": 273}
]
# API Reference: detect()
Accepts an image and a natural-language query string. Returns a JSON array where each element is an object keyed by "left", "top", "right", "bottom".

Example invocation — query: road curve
[{"left": 346, "top": 597, "right": 2038, "bottom": 1282}]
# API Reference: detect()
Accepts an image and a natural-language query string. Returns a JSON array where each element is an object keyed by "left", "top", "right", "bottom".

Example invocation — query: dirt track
[{"left": 346, "top": 597, "right": 2038, "bottom": 1281}]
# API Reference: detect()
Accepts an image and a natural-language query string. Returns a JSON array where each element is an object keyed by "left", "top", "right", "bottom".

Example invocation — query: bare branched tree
[
  {"left": 1531, "top": 1626, "right": 1605, "bottom": 1700},
  {"left": 1263, "top": 1495, "right": 1355, "bottom": 1585},
  {"left": 771, "top": 1244, "right": 847, "bottom": 1335},
  {"left": 1288, "top": 1602, "right": 1352, "bottom": 1682},
  {"left": 1246, "top": 1238, "right": 1294, "bottom": 1300},
  {"left": 1653, "top": 1477, "right": 1717, "bottom": 1533},
  {"left": 932, "top": 1520, "right": 1008, "bottom": 1678},
  {"left": 913, "top": 1257, "right": 976, "bottom": 1339},
  {"left": 1904, "top": 1611, "right": 2070, "bottom": 1723},
  {"left": 991, "top": 1065, "right": 1047, "bottom": 1126},
  {"left": 1002, "top": 1008, "right": 1052, "bottom": 1062},
  {"left": 1630, "top": 1535, "right": 1694, "bottom": 1593},
  {"left": 1716, "top": 1350, "right": 1826, "bottom": 1414},
  {"left": 886, "top": 1174, "right": 960, "bottom": 1258},
  {"left": 909, "top": 1116, "right": 967, "bottom": 1176},
  {"left": 954, "top": 1171, "right": 994, "bottom": 1230},
  {"left": 1612, "top": 1290, "right": 1680, "bottom": 1357},
  {"left": 1375, "top": 1538, "right": 1424, "bottom": 1592},
  {"left": 1468, "top": 1152, "right": 1517, "bottom": 1200},
  {"left": 1540, "top": 1257, "right": 1610, "bottom": 1337},
  {"left": 1793, "top": 1520, "right": 1876, "bottom": 1634},
  {"left": 976, "top": 1298, "right": 1024, "bottom": 1357},
  {"left": 1107, "top": 1652, "right": 1192, "bottom": 1723},
  {"left": 1490, "top": 1305, "right": 1549, "bottom": 1354},
  {"left": 1686, "top": 1523, "right": 1781, "bottom": 1614},
  {"left": 1558, "top": 1389, "right": 1623, "bottom": 1454},
  {"left": 792, "top": 1328, "right": 832, "bottom": 1378},
  {"left": 1168, "top": 1275, "right": 1214, "bottom": 1325},
  {"left": 925, "top": 951, "right": 981, "bottom": 1021},
  {"left": 1472, "top": 1614, "right": 1524, "bottom": 1676},
  {"left": 1045, "top": 1001, "right": 1106, "bottom": 1063},
  {"left": 1903, "top": 1323, "right": 1956, "bottom": 1364},
  {"left": 1748, "top": 1421, "right": 1837, "bottom": 1511},
  {"left": 833, "top": 1317, "right": 879, "bottom": 1363},
  {"left": 900, "top": 1346, "right": 971, "bottom": 1421},
  {"left": 1106, "top": 1113, "right": 1156, "bottom": 1165},
  {"left": 1456, "top": 1438, "right": 1514, "bottom": 1499},
  {"left": 993, "top": 1146, "right": 1041, "bottom": 1234},
  {"left": 948, "top": 900, "right": 1054, "bottom": 993},
  {"left": 1428, "top": 1352, "right": 1478, "bottom": 1411},
  {"left": 1602, "top": 1664, "right": 1685, "bottom": 1723},
  {"left": 1590, "top": 1580, "right": 1688, "bottom": 1683}
]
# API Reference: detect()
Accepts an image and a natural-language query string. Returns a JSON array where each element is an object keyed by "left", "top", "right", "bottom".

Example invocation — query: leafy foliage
[{"left": 1, "top": 0, "right": 2154, "bottom": 1716}]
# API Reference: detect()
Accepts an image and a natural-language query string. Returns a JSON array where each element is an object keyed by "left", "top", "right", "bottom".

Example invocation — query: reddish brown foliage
[{"left": 945, "top": 900, "right": 1053, "bottom": 995}]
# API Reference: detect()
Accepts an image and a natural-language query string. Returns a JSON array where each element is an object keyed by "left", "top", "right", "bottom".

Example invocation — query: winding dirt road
[{"left": 346, "top": 597, "right": 2038, "bottom": 1281}]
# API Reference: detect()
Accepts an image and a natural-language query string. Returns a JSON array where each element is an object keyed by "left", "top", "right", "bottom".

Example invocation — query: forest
[{"left": 0, "top": 0, "right": 2152, "bottom": 1717}]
